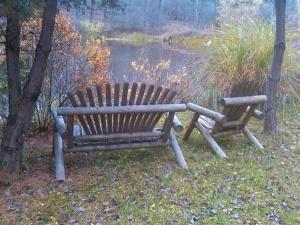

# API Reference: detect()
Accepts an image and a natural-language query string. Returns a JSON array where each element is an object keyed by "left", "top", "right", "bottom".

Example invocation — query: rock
[
  {"left": 127, "top": 214, "right": 134, "bottom": 221},
  {"left": 75, "top": 207, "right": 85, "bottom": 213},
  {"left": 267, "top": 211, "right": 281, "bottom": 224},
  {"left": 226, "top": 176, "right": 234, "bottom": 181},
  {"left": 32, "top": 215, "right": 43, "bottom": 221},
  {"left": 69, "top": 218, "right": 77, "bottom": 224},
  {"left": 98, "top": 185, "right": 107, "bottom": 192},
  {"left": 232, "top": 212, "right": 240, "bottom": 219},
  {"left": 21, "top": 193, "right": 29, "bottom": 198},
  {"left": 64, "top": 187, "right": 72, "bottom": 195},
  {"left": 103, "top": 201, "right": 109, "bottom": 206},
  {"left": 179, "top": 198, "right": 192, "bottom": 206},
  {"left": 4, "top": 191, "right": 11, "bottom": 198},
  {"left": 208, "top": 208, "right": 217, "bottom": 216},
  {"left": 181, "top": 211, "right": 199, "bottom": 224},
  {"left": 111, "top": 198, "right": 119, "bottom": 206},
  {"left": 112, "top": 214, "right": 120, "bottom": 220},
  {"left": 8, "top": 204, "right": 20, "bottom": 212},
  {"left": 281, "top": 201, "right": 288, "bottom": 208},
  {"left": 71, "top": 201, "right": 77, "bottom": 207},
  {"left": 86, "top": 195, "right": 96, "bottom": 203}
]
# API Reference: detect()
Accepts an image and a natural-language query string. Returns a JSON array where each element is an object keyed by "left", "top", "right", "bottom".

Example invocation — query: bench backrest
[{"left": 57, "top": 83, "right": 181, "bottom": 146}]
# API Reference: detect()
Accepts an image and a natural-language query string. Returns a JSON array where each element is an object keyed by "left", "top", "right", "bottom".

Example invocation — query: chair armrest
[
  {"left": 51, "top": 108, "right": 67, "bottom": 138},
  {"left": 246, "top": 107, "right": 264, "bottom": 120},
  {"left": 187, "top": 103, "right": 225, "bottom": 123},
  {"left": 220, "top": 95, "right": 267, "bottom": 106}
]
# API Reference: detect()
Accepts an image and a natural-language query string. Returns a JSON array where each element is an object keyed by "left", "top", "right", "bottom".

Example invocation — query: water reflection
[{"left": 108, "top": 41, "right": 200, "bottom": 83}]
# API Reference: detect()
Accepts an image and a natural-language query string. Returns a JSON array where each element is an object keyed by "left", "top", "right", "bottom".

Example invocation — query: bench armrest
[
  {"left": 172, "top": 114, "right": 184, "bottom": 132},
  {"left": 51, "top": 108, "right": 67, "bottom": 138},
  {"left": 57, "top": 104, "right": 186, "bottom": 116},
  {"left": 187, "top": 103, "right": 225, "bottom": 123}
]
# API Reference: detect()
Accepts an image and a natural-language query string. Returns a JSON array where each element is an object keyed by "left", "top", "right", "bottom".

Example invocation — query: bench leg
[
  {"left": 243, "top": 127, "right": 264, "bottom": 149},
  {"left": 195, "top": 121, "right": 227, "bottom": 158},
  {"left": 54, "top": 132, "right": 65, "bottom": 181},
  {"left": 169, "top": 130, "right": 188, "bottom": 169}
]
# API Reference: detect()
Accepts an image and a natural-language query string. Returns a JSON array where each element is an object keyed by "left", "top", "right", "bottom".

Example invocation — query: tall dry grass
[{"left": 205, "top": 19, "right": 300, "bottom": 103}]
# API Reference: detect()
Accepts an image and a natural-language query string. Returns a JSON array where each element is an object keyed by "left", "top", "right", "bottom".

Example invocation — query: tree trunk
[
  {"left": 0, "top": 0, "right": 57, "bottom": 176},
  {"left": 89, "top": 0, "right": 95, "bottom": 22},
  {"left": 264, "top": 0, "right": 286, "bottom": 134},
  {"left": 5, "top": 14, "right": 21, "bottom": 118}
]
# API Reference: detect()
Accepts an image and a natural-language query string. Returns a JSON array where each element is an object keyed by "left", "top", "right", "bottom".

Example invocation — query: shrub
[
  {"left": 205, "top": 19, "right": 300, "bottom": 102},
  {"left": 2, "top": 15, "right": 111, "bottom": 132},
  {"left": 130, "top": 57, "right": 200, "bottom": 102},
  {"left": 205, "top": 20, "right": 273, "bottom": 92},
  {"left": 79, "top": 20, "right": 103, "bottom": 40}
]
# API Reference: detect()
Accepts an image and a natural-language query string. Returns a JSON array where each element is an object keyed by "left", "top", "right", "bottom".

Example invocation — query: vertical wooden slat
[
  {"left": 222, "top": 82, "right": 242, "bottom": 121},
  {"left": 230, "top": 81, "right": 254, "bottom": 120},
  {"left": 222, "top": 81, "right": 242, "bottom": 121},
  {"left": 238, "top": 81, "right": 258, "bottom": 119},
  {"left": 66, "top": 115, "right": 74, "bottom": 148},
  {"left": 128, "top": 83, "right": 146, "bottom": 132},
  {"left": 68, "top": 94, "right": 91, "bottom": 135},
  {"left": 86, "top": 87, "right": 102, "bottom": 134},
  {"left": 123, "top": 82, "right": 138, "bottom": 132},
  {"left": 240, "top": 104, "right": 258, "bottom": 129},
  {"left": 238, "top": 81, "right": 257, "bottom": 116},
  {"left": 227, "top": 80, "right": 258, "bottom": 121},
  {"left": 138, "top": 86, "right": 162, "bottom": 131},
  {"left": 113, "top": 83, "right": 120, "bottom": 132},
  {"left": 118, "top": 83, "right": 129, "bottom": 132},
  {"left": 106, "top": 83, "right": 113, "bottom": 133},
  {"left": 77, "top": 90, "right": 97, "bottom": 134},
  {"left": 96, "top": 85, "right": 107, "bottom": 134},
  {"left": 145, "top": 88, "right": 170, "bottom": 131},
  {"left": 147, "top": 89, "right": 177, "bottom": 131},
  {"left": 133, "top": 84, "right": 154, "bottom": 130}
]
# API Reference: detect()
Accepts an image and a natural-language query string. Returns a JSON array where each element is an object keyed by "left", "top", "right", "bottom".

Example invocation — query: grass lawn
[{"left": 0, "top": 109, "right": 299, "bottom": 225}]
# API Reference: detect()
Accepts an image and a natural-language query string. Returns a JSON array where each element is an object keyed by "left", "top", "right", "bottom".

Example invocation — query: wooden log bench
[{"left": 52, "top": 83, "right": 187, "bottom": 181}]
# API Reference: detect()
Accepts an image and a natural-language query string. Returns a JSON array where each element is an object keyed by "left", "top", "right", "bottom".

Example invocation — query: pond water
[{"left": 108, "top": 41, "right": 201, "bottom": 83}]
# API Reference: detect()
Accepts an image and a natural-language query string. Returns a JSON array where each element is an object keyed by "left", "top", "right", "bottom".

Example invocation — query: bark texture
[
  {"left": 264, "top": 0, "right": 286, "bottom": 134},
  {"left": 0, "top": 0, "right": 57, "bottom": 175}
]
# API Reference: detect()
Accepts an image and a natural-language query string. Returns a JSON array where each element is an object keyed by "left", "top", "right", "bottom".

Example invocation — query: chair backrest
[
  {"left": 212, "top": 80, "right": 265, "bottom": 133},
  {"left": 62, "top": 83, "right": 177, "bottom": 137},
  {"left": 222, "top": 80, "right": 261, "bottom": 121}
]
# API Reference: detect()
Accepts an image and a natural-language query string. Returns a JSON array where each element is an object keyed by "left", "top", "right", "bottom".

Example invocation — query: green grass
[
  {"left": 0, "top": 109, "right": 299, "bottom": 225},
  {"left": 108, "top": 32, "right": 209, "bottom": 51},
  {"left": 109, "top": 32, "right": 159, "bottom": 45},
  {"left": 171, "top": 35, "right": 209, "bottom": 53}
]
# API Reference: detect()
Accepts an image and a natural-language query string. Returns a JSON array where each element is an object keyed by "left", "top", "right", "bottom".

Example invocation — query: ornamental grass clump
[
  {"left": 206, "top": 20, "right": 274, "bottom": 93},
  {"left": 206, "top": 19, "right": 300, "bottom": 102}
]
